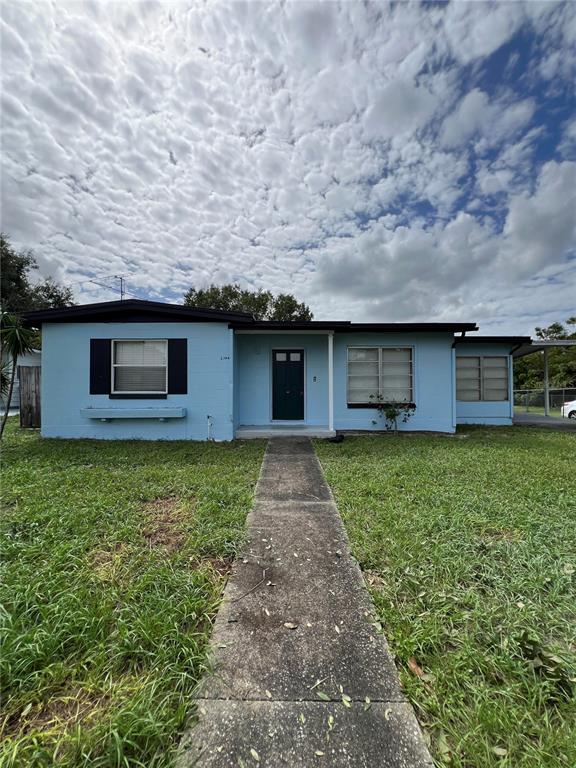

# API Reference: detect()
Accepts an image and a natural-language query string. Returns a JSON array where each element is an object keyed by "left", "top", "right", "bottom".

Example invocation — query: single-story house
[{"left": 23, "top": 300, "right": 530, "bottom": 440}]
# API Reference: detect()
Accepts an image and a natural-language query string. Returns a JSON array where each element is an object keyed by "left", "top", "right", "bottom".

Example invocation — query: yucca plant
[{"left": 0, "top": 312, "right": 36, "bottom": 438}]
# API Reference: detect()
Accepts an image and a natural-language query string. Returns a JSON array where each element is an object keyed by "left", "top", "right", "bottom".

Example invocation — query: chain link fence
[{"left": 514, "top": 388, "right": 576, "bottom": 416}]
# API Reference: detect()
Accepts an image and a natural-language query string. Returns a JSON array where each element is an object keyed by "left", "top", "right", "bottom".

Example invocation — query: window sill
[
  {"left": 109, "top": 393, "right": 167, "bottom": 399},
  {"left": 347, "top": 402, "right": 416, "bottom": 409}
]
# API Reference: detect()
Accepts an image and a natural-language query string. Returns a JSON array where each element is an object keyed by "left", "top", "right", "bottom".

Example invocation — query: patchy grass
[
  {"left": 316, "top": 428, "right": 576, "bottom": 768},
  {"left": 0, "top": 419, "right": 264, "bottom": 767}
]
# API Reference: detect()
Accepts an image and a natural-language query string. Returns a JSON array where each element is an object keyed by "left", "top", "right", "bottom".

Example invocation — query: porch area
[
  {"left": 234, "top": 331, "right": 334, "bottom": 437},
  {"left": 235, "top": 424, "right": 336, "bottom": 439}
]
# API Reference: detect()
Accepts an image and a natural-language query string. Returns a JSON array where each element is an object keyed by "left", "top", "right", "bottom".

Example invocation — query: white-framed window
[
  {"left": 347, "top": 347, "right": 413, "bottom": 404},
  {"left": 111, "top": 339, "right": 168, "bottom": 394},
  {"left": 456, "top": 356, "right": 509, "bottom": 401}
]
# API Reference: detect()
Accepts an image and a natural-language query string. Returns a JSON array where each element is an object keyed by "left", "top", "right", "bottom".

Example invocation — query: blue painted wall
[
  {"left": 455, "top": 343, "right": 514, "bottom": 425},
  {"left": 41, "top": 322, "right": 235, "bottom": 440},
  {"left": 41, "top": 323, "right": 515, "bottom": 439},
  {"left": 236, "top": 334, "right": 329, "bottom": 426},
  {"left": 236, "top": 332, "right": 456, "bottom": 433},
  {"left": 333, "top": 333, "right": 455, "bottom": 433}
]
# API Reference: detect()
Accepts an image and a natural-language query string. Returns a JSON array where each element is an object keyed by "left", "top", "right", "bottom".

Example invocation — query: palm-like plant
[{"left": 0, "top": 312, "right": 36, "bottom": 438}]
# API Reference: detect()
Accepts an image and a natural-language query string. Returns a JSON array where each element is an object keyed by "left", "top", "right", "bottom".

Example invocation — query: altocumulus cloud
[{"left": 1, "top": 0, "right": 575, "bottom": 332}]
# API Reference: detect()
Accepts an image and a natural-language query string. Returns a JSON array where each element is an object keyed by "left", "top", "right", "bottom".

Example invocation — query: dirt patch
[
  {"left": 141, "top": 495, "right": 187, "bottom": 553},
  {"left": 189, "top": 555, "right": 234, "bottom": 578},
  {"left": 363, "top": 569, "right": 387, "bottom": 590},
  {"left": 90, "top": 542, "right": 127, "bottom": 580},
  {"left": 481, "top": 528, "right": 522, "bottom": 543},
  {"left": 7, "top": 690, "right": 109, "bottom": 737}
]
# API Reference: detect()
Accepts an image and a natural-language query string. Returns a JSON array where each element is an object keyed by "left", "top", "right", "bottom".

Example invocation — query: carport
[{"left": 513, "top": 339, "right": 576, "bottom": 418}]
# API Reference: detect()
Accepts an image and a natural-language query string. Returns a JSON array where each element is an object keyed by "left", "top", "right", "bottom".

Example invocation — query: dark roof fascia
[
  {"left": 345, "top": 322, "right": 478, "bottom": 333},
  {"left": 22, "top": 299, "right": 255, "bottom": 327},
  {"left": 231, "top": 321, "right": 478, "bottom": 332},
  {"left": 230, "top": 321, "right": 351, "bottom": 331},
  {"left": 454, "top": 336, "right": 531, "bottom": 345}
]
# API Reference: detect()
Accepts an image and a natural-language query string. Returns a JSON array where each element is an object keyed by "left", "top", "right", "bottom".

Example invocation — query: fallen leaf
[
  {"left": 250, "top": 748, "right": 260, "bottom": 762},
  {"left": 407, "top": 657, "right": 425, "bottom": 678},
  {"left": 328, "top": 714, "right": 334, "bottom": 730},
  {"left": 299, "top": 713, "right": 306, "bottom": 724},
  {"left": 284, "top": 622, "right": 298, "bottom": 630},
  {"left": 317, "top": 691, "right": 330, "bottom": 701},
  {"left": 334, "top": 625, "right": 340, "bottom": 634},
  {"left": 265, "top": 690, "right": 272, "bottom": 698},
  {"left": 364, "top": 696, "right": 371, "bottom": 711},
  {"left": 384, "top": 707, "right": 392, "bottom": 720},
  {"left": 315, "top": 751, "right": 325, "bottom": 756},
  {"left": 492, "top": 747, "right": 508, "bottom": 757}
]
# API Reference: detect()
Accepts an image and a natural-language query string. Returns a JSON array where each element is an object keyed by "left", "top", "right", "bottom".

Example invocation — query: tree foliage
[
  {"left": 514, "top": 318, "right": 576, "bottom": 390},
  {"left": 183, "top": 283, "right": 313, "bottom": 321},
  {"left": 1, "top": 233, "right": 74, "bottom": 314}
]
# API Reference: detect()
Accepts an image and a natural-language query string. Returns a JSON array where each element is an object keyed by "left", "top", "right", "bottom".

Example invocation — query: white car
[{"left": 561, "top": 399, "right": 576, "bottom": 419}]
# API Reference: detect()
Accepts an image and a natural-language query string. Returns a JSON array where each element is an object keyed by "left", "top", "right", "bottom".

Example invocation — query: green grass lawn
[
  {"left": 316, "top": 428, "right": 576, "bottom": 768},
  {"left": 0, "top": 420, "right": 264, "bottom": 767}
]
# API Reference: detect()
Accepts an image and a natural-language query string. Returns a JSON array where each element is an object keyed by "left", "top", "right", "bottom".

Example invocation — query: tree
[
  {"left": 1, "top": 233, "right": 74, "bottom": 314},
  {"left": 514, "top": 317, "right": 576, "bottom": 390},
  {"left": 0, "top": 312, "right": 36, "bottom": 438},
  {"left": 183, "top": 284, "right": 313, "bottom": 321}
]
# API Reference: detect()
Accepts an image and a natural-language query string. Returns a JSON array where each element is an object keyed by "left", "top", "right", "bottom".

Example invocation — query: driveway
[{"left": 514, "top": 412, "right": 576, "bottom": 430}]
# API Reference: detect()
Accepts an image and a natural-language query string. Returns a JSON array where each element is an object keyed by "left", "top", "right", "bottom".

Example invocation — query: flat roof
[
  {"left": 231, "top": 321, "right": 478, "bottom": 332},
  {"left": 513, "top": 339, "right": 576, "bottom": 358}
]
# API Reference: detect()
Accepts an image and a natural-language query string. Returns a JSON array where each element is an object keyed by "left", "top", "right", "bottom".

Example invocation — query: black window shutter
[
  {"left": 90, "top": 339, "right": 112, "bottom": 394},
  {"left": 168, "top": 339, "right": 187, "bottom": 394}
]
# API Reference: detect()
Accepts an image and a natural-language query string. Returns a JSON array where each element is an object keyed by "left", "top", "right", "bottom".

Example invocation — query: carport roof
[{"left": 513, "top": 339, "right": 576, "bottom": 358}]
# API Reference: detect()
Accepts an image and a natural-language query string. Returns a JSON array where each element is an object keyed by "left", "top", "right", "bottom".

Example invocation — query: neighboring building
[
  {"left": 23, "top": 300, "right": 530, "bottom": 440},
  {"left": 0, "top": 349, "right": 41, "bottom": 412}
]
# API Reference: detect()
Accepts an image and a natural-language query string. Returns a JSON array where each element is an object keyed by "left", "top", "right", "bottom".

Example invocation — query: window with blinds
[
  {"left": 347, "top": 347, "right": 413, "bottom": 404},
  {"left": 112, "top": 340, "right": 168, "bottom": 394},
  {"left": 456, "top": 356, "right": 508, "bottom": 401}
]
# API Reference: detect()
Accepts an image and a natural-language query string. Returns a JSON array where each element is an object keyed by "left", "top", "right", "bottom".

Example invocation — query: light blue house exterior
[{"left": 24, "top": 300, "right": 529, "bottom": 440}]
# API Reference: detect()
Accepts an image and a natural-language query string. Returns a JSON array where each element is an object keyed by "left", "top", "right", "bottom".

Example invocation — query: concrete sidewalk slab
[
  {"left": 182, "top": 701, "right": 432, "bottom": 767},
  {"left": 178, "top": 437, "right": 432, "bottom": 767}
]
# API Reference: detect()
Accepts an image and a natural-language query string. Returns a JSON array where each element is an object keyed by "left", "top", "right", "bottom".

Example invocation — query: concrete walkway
[{"left": 178, "top": 438, "right": 432, "bottom": 767}]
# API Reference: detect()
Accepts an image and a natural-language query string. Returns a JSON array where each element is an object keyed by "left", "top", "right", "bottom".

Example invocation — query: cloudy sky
[{"left": 1, "top": 1, "right": 575, "bottom": 332}]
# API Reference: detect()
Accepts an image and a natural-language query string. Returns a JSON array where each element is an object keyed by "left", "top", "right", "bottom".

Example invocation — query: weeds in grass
[
  {"left": 316, "top": 427, "right": 576, "bottom": 768},
  {"left": 0, "top": 419, "right": 264, "bottom": 766}
]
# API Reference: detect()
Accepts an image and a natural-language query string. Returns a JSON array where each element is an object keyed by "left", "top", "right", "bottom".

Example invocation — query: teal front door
[{"left": 272, "top": 350, "right": 304, "bottom": 420}]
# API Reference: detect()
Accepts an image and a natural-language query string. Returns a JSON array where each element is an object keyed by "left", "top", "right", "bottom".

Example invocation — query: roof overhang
[
  {"left": 513, "top": 339, "right": 576, "bottom": 358},
  {"left": 22, "top": 299, "right": 255, "bottom": 327},
  {"left": 230, "top": 321, "right": 478, "bottom": 333}
]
